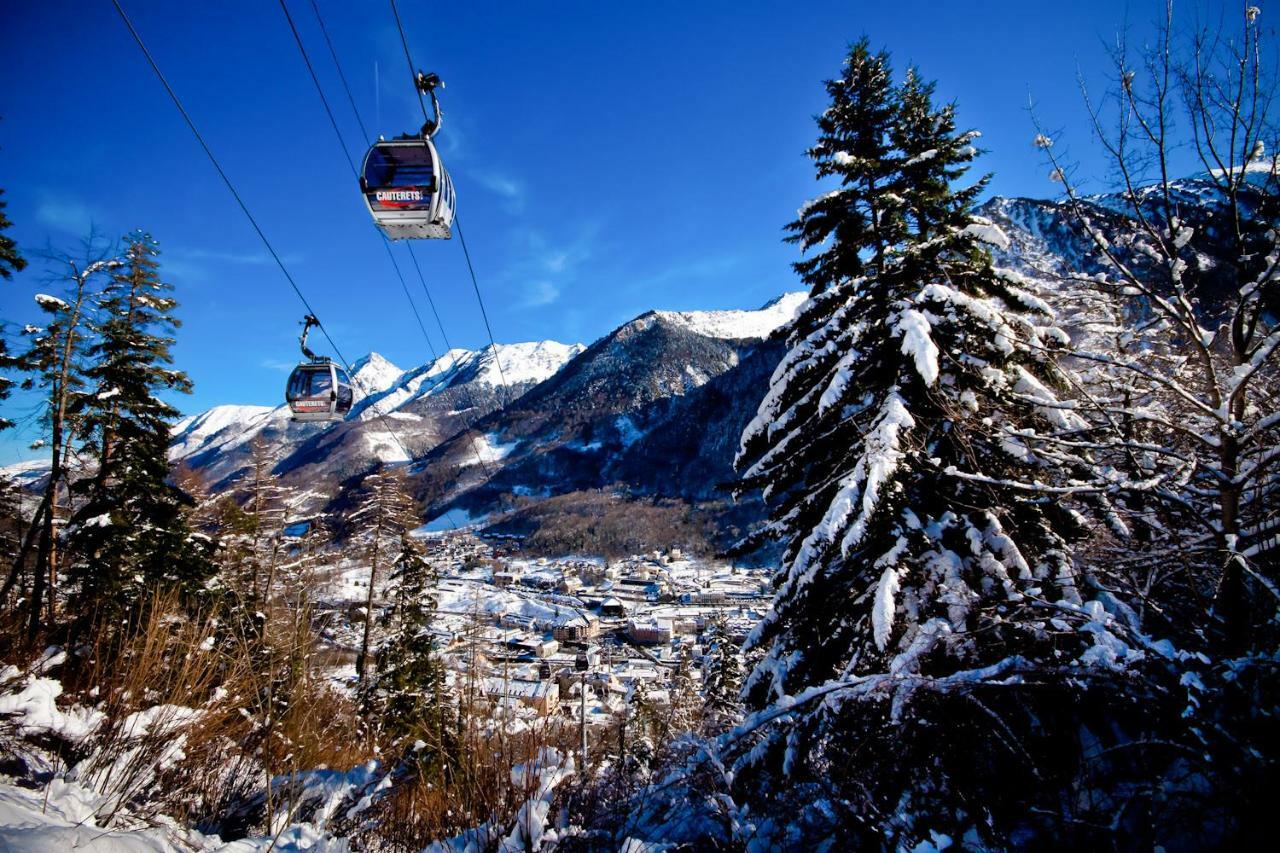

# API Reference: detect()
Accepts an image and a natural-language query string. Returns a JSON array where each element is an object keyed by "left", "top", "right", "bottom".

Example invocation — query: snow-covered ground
[
  {"left": 0, "top": 780, "right": 205, "bottom": 852},
  {"left": 459, "top": 432, "right": 520, "bottom": 467},
  {"left": 362, "top": 429, "right": 411, "bottom": 463}
]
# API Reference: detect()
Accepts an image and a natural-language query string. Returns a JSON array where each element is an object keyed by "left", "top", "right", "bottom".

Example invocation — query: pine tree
[
  {"left": 700, "top": 613, "right": 742, "bottom": 731},
  {"left": 369, "top": 533, "right": 456, "bottom": 778},
  {"left": 666, "top": 647, "right": 700, "bottom": 736},
  {"left": 0, "top": 186, "right": 27, "bottom": 431},
  {"left": 65, "top": 231, "right": 213, "bottom": 631},
  {"left": 0, "top": 341, "right": 14, "bottom": 434},
  {"left": 347, "top": 468, "right": 420, "bottom": 684},
  {"left": 621, "top": 679, "right": 658, "bottom": 780},
  {"left": 0, "top": 190, "right": 30, "bottom": 606},
  {"left": 732, "top": 45, "right": 1104, "bottom": 845},
  {"left": 4, "top": 250, "right": 118, "bottom": 642},
  {"left": 0, "top": 188, "right": 24, "bottom": 282},
  {"left": 788, "top": 40, "right": 902, "bottom": 289},
  {"left": 221, "top": 438, "right": 293, "bottom": 607}
]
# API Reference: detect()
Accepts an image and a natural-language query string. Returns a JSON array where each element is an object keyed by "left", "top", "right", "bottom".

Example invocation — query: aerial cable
[
  {"left": 405, "top": 243, "right": 456, "bottom": 352},
  {"left": 278, "top": 0, "right": 359, "bottom": 177},
  {"left": 111, "top": 0, "right": 415, "bottom": 467},
  {"left": 379, "top": 240, "right": 444, "bottom": 364},
  {"left": 305, "top": 0, "right": 457, "bottom": 364},
  {"left": 453, "top": 217, "right": 512, "bottom": 405},
  {"left": 307, "top": 0, "right": 506, "bottom": 477},
  {"left": 110, "top": 0, "right": 320, "bottom": 327},
  {"left": 385, "top": 0, "right": 515, "bottom": 406},
  {"left": 308, "top": 0, "right": 369, "bottom": 143},
  {"left": 389, "top": 0, "right": 435, "bottom": 133},
  {"left": 277, "top": 0, "right": 445, "bottom": 365},
  {"left": 282, "top": 0, "right": 497, "bottom": 480}
]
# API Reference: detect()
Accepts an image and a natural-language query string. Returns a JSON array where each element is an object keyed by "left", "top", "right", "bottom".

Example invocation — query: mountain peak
[
  {"left": 351, "top": 352, "right": 405, "bottom": 395},
  {"left": 473, "top": 340, "right": 588, "bottom": 386},
  {"left": 652, "top": 291, "right": 808, "bottom": 340}
]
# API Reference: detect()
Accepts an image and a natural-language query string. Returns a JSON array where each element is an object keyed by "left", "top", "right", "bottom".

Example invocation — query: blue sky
[{"left": 2, "top": 0, "right": 1177, "bottom": 463}]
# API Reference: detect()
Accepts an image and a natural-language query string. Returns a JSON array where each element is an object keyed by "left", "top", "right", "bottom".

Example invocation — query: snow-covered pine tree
[
  {"left": 66, "top": 231, "right": 213, "bottom": 632},
  {"left": 5, "top": 249, "right": 118, "bottom": 643},
  {"left": 621, "top": 678, "right": 658, "bottom": 780},
  {"left": 787, "top": 40, "right": 903, "bottom": 289},
  {"left": 732, "top": 45, "right": 1110, "bottom": 846},
  {"left": 665, "top": 646, "right": 700, "bottom": 737},
  {"left": 206, "top": 438, "right": 298, "bottom": 653},
  {"left": 0, "top": 343, "right": 13, "bottom": 434},
  {"left": 700, "top": 612, "right": 742, "bottom": 731},
  {"left": 230, "top": 438, "right": 294, "bottom": 604}
]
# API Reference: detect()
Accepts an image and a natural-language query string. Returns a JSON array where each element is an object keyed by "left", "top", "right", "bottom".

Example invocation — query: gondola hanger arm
[
  {"left": 299, "top": 313, "right": 324, "bottom": 363},
  {"left": 415, "top": 70, "right": 444, "bottom": 138}
]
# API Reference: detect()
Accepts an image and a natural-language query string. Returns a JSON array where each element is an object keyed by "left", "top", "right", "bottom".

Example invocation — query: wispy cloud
[
  {"left": 34, "top": 197, "right": 96, "bottom": 235},
  {"left": 168, "top": 247, "right": 276, "bottom": 265},
  {"left": 471, "top": 171, "right": 526, "bottom": 213},
  {"left": 163, "top": 245, "right": 302, "bottom": 284},
  {"left": 620, "top": 252, "right": 750, "bottom": 296},
  {"left": 500, "top": 224, "right": 603, "bottom": 309},
  {"left": 260, "top": 358, "right": 296, "bottom": 373},
  {"left": 519, "top": 280, "right": 560, "bottom": 308}
]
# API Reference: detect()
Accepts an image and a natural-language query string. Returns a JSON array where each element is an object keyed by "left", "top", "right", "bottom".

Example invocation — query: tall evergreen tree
[
  {"left": 700, "top": 613, "right": 743, "bottom": 731},
  {"left": 347, "top": 468, "right": 420, "bottom": 684},
  {"left": 66, "top": 231, "right": 213, "bottom": 630},
  {"left": 219, "top": 438, "right": 294, "bottom": 608},
  {"left": 4, "top": 251, "right": 117, "bottom": 642},
  {"left": 732, "top": 44, "right": 1110, "bottom": 845},
  {"left": 665, "top": 646, "right": 700, "bottom": 737},
  {"left": 0, "top": 188, "right": 24, "bottom": 282},
  {"left": 369, "top": 534, "right": 455, "bottom": 778},
  {"left": 0, "top": 186, "right": 27, "bottom": 431}
]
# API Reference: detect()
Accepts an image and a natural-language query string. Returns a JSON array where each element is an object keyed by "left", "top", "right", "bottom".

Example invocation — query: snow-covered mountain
[
  {"left": 354, "top": 341, "right": 585, "bottom": 419},
  {"left": 655, "top": 291, "right": 808, "bottom": 340},
  {"left": 170, "top": 405, "right": 285, "bottom": 466},
  {"left": 408, "top": 292, "right": 807, "bottom": 522},
  {"left": 4, "top": 291, "right": 811, "bottom": 525},
  {"left": 162, "top": 340, "right": 585, "bottom": 502},
  {"left": 349, "top": 352, "right": 405, "bottom": 397}
]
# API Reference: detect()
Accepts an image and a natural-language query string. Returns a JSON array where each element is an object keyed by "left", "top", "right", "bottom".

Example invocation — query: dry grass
[
  {"left": 360, "top": 718, "right": 577, "bottom": 851},
  {"left": 3, "top": 565, "right": 599, "bottom": 846},
  {"left": 36, "top": 587, "right": 375, "bottom": 835},
  {"left": 73, "top": 591, "right": 237, "bottom": 823}
]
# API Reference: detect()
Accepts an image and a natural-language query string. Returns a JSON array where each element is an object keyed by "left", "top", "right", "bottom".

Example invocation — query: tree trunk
[
  {"left": 1, "top": 494, "right": 50, "bottom": 603},
  {"left": 357, "top": 519, "right": 383, "bottom": 684}
]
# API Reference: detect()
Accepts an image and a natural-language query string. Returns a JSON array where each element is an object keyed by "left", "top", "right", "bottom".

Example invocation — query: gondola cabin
[
  {"left": 286, "top": 361, "right": 354, "bottom": 422},
  {"left": 360, "top": 138, "right": 455, "bottom": 240}
]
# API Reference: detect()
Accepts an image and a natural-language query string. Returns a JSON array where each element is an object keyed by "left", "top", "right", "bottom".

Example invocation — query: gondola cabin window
[{"left": 364, "top": 145, "right": 435, "bottom": 211}]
